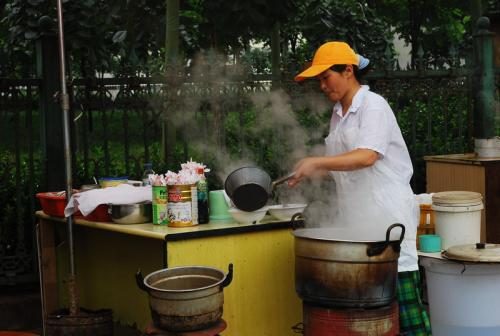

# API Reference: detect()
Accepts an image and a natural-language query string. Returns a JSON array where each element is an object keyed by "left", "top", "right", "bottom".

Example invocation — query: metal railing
[
  {"left": 1, "top": 36, "right": 499, "bottom": 287},
  {"left": 0, "top": 71, "right": 481, "bottom": 285}
]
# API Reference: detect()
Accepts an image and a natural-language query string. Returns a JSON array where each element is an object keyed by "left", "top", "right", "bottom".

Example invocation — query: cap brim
[{"left": 294, "top": 64, "right": 332, "bottom": 82}]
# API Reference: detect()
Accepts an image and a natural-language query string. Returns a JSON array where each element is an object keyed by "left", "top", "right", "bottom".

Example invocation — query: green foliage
[
  {"left": 2, "top": 0, "right": 167, "bottom": 76},
  {"left": 1, "top": 0, "right": 480, "bottom": 78},
  {"left": 387, "top": 84, "right": 472, "bottom": 192},
  {"left": 0, "top": 150, "right": 43, "bottom": 248},
  {"left": 240, "top": 47, "right": 271, "bottom": 75},
  {"left": 280, "top": 0, "right": 393, "bottom": 73},
  {"left": 373, "top": 1, "right": 472, "bottom": 66}
]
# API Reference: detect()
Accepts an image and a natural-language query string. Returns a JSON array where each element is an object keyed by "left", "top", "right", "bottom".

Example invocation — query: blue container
[{"left": 419, "top": 234, "right": 442, "bottom": 252}]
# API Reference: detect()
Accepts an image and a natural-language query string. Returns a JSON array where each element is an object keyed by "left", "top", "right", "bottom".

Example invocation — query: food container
[
  {"left": 98, "top": 176, "right": 128, "bottom": 188},
  {"left": 418, "top": 234, "right": 441, "bottom": 252},
  {"left": 167, "top": 184, "right": 198, "bottom": 227},
  {"left": 136, "top": 264, "right": 233, "bottom": 332},
  {"left": 432, "top": 191, "right": 483, "bottom": 250},
  {"left": 76, "top": 204, "right": 112, "bottom": 222},
  {"left": 36, "top": 192, "right": 68, "bottom": 217},
  {"left": 268, "top": 204, "right": 307, "bottom": 221},
  {"left": 228, "top": 207, "right": 268, "bottom": 224},
  {"left": 152, "top": 186, "right": 168, "bottom": 225},
  {"left": 421, "top": 243, "right": 500, "bottom": 335},
  {"left": 293, "top": 224, "right": 405, "bottom": 308},
  {"left": 109, "top": 202, "right": 152, "bottom": 224},
  {"left": 80, "top": 184, "right": 100, "bottom": 191}
]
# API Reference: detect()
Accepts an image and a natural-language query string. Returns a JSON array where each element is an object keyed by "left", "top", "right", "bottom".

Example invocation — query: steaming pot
[{"left": 292, "top": 223, "right": 405, "bottom": 308}]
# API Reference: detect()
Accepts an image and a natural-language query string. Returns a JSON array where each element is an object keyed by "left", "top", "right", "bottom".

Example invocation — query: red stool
[{"left": 144, "top": 319, "right": 226, "bottom": 336}]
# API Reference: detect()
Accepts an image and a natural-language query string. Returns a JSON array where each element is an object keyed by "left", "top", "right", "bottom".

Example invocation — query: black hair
[{"left": 330, "top": 63, "right": 371, "bottom": 81}]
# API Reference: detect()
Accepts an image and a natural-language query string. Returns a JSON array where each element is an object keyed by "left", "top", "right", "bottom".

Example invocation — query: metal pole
[
  {"left": 473, "top": 16, "right": 496, "bottom": 139},
  {"left": 35, "top": 224, "right": 47, "bottom": 336},
  {"left": 56, "top": 0, "right": 79, "bottom": 316}
]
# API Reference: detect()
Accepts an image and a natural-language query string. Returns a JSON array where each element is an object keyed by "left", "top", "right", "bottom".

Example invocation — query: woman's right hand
[{"left": 288, "top": 157, "right": 327, "bottom": 187}]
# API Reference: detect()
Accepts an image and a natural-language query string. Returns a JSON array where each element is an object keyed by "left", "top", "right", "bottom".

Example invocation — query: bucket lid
[
  {"left": 432, "top": 191, "right": 482, "bottom": 206},
  {"left": 443, "top": 243, "right": 500, "bottom": 263}
]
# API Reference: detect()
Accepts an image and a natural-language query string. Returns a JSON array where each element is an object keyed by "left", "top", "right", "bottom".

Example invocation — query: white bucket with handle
[{"left": 432, "top": 191, "right": 483, "bottom": 250}]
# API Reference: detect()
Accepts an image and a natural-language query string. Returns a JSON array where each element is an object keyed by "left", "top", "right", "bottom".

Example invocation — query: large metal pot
[
  {"left": 136, "top": 264, "right": 233, "bottom": 332},
  {"left": 293, "top": 224, "right": 405, "bottom": 308}
]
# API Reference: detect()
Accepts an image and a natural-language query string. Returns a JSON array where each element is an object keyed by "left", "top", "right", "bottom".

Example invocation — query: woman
[{"left": 289, "top": 41, "right": 431, "bottom": 335}]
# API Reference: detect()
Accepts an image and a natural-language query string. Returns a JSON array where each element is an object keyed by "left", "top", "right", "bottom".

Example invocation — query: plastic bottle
[
  {"left": 196, "top": 167, "right": 209, "bottom": 224},
  {"left": 142, "top": 163, "right": 155, "bottom": 186}
]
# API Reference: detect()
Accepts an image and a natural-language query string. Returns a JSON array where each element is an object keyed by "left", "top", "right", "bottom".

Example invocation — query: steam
[{"left": 157, "top": 49, "right": 341, "bottom": 221}]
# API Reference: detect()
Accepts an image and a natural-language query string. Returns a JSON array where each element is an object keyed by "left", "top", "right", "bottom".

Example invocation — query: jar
[{"left": 167, "top": 184, "right": 198, "bottom": 227}]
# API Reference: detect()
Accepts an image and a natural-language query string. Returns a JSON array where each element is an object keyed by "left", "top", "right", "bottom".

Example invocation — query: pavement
[
  {"left": 0, "top": 285, "right": 42, "bottom": 333},
  {"left": 0, "top": 285, "right": 141, "bottom": 335}
]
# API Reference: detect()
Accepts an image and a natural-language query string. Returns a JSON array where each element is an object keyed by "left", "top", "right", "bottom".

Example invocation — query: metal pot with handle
[
  {"left": 136, "top": 264, "right": 233, "bottom": 332},
  {"left": 293, "top": 223, "right": 405, "bottom": 308},
  {"left": 224, "top": 166, "right": 294, "bottom": 211}
]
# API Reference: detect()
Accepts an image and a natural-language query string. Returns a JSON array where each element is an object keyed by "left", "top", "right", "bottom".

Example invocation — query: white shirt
[
  {"left": 330, "top": 85, "right": 413, "bottom": 184},
  {"left": 326, "top": 85, "right": 418, "bottom": 272}
]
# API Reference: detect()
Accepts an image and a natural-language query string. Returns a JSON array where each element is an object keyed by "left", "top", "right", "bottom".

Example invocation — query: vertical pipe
[
  {"left": 473, "top": 17, "right": 496, "bottom": 139},
  {"left": 165, "top": 0, "right": 180, "bottom": 65},
  {"left": 56, "top": 0, "right": 79, "bottom": 316},
  {"left": 271, "top": 22, "right": 281, "bottom": 90},
  {"left": 35, "top": 224, "right": 47, "bottom": 335}
]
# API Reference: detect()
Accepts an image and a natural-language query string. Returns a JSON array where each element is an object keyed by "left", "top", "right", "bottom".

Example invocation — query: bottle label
[{"left": 197, "top": 180, "right": 208, "bottom": 200}]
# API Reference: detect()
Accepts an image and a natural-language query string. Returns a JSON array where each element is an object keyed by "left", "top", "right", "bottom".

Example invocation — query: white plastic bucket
[
  {"left": 432, "top": 191, "right": 483, "bottom": 250},
  {"left": 475, "top": 138, "right": 500, "bottom": 158},
  {"left": 421, "top": 257, "right": 500, "bottom": 336}
]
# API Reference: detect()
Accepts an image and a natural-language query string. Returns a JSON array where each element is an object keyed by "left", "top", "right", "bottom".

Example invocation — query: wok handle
[
  {"left": 290, "top": 213, "right": 305, "bottom": 230},
  {"left": 271, "top": 172, "right": 296, "bottom": 189},
  {"left": 220, "top": 263, "right": 234, "bottom": 289},
  {"left": 366, "top": 223, "right": 406, "bottom": 257},
  {"left": 135, "top": 269, "right": 148, "bottom": 292}
]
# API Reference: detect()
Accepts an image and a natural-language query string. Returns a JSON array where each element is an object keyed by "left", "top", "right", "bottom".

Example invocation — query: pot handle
[
  {"left": 290, "top": 213, "right": 305, "bottom": 230},
  {"left": 388, "top": 223, "right": 405, "bottom": 246},
  {"left": 220, "top": 263, "right": 234, "bottom": 289},
  {"left": 135, "top": 269, "right": 148, "bottom": 292},
  {"left": 366, "top": 223, "right": 406, "bottom": 257}
]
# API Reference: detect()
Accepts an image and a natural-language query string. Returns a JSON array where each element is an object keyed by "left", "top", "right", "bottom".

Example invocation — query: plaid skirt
[{"left": 397, "top": 270, "right": 432, "bottom": 336}]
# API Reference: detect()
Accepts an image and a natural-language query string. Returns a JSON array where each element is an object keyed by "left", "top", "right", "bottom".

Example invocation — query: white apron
[{"left": 325, "top": 127, "right": 419, "bottom": 272}]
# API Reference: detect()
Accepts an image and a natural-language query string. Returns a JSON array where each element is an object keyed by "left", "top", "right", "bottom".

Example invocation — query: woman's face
[{"left": 317, "top": 67, "right": 351, "bottom": 102}]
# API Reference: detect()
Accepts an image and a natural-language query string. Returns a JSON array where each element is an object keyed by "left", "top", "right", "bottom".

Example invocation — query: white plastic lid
[
  {"left": 432, "top": 191, "right": 482, "bottom": 207},
  {"left": 443, "top": 243, "right": 500, "bottom": 263}
]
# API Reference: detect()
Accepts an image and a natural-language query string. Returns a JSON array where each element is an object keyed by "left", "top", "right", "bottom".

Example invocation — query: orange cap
[{"left": 294, "top": 41, "right": 358, "bottom": 82}]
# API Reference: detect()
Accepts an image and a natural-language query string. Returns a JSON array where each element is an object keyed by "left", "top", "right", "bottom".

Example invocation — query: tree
[
  {"left": 2, "top": 0, "right": 166, "bottom": 76},
  {"left": 279, "top": 0, "right": 393, "bottom": 74},
  {"left": 373, "top": 0, "right": 472, "bottom": 68},
  {"left": 2, "top": 0, "right": 476, "bottom": 76}
]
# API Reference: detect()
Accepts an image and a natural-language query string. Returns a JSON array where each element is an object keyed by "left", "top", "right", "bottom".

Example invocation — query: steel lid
[
  {"left": 443, "top": 243, "right": 500, "bottom": 263},
  {"left": 432, "top": 191, "right": 482, "bottom": 206}
]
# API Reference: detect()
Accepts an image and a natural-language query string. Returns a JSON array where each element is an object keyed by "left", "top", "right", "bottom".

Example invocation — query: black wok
[{"left": 224, "top": 167, "right": 294, "bottom": 211}]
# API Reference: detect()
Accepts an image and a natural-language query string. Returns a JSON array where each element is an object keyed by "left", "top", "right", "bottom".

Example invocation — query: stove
[{"left": 143, "top": 319, "right": 227, "bottom": 336}]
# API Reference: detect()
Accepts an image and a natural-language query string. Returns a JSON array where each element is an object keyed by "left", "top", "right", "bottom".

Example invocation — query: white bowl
[
  {"left": 228, "top": 207, "right": 268, "bottom": 224},
  {"left": 268, "top": 204, "right": 307, "bottom": 221}
]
